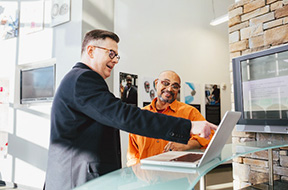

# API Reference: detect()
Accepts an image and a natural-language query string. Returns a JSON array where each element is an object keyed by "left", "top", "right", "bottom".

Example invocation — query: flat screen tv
[
  {"left": 233, "top": 44, "right": 288, "bottom": 134},
  {"left": 20, "top": 64, "right": 55, "bottom": 104}
]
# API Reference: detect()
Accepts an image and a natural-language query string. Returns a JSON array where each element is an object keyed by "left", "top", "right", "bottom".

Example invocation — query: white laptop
[
  {"left": 140, "top": 157, "right": 221, "bottom": 174},
  {"left": 140, "top": 111, "right": 241, "bottom": 168}
]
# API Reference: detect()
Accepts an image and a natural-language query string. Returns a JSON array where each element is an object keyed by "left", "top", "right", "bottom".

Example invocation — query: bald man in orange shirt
[{"left": 127, "top": 71, "right": 215, "bottom": 166}]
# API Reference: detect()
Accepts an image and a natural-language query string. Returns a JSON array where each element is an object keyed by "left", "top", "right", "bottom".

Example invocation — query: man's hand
[
  {"left": 190, "top": 121, "right": 217, "bottom": 139},
  {"left": 163, "top": 140, "right": 201, "bottom": 152}
]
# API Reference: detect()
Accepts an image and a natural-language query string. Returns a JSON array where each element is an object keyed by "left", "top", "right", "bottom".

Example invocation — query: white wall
[
  {"left": 114, "top": 0, "right": 233, "bottom": 167},
  {"left": 82, "top": 0, "right": 115, "bottom": 89}
]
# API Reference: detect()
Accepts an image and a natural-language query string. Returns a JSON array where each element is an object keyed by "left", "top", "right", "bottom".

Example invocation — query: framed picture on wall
[
  {"left": 120, "top": 72, "right": 138, "bottom": 107},
  {"left": 50, "top": 0, "right": 71, "bottom": 27},
  {"left": 184, "top": 82, "right": 201, "bottom": 105},
  {"left": 142, "top": 76, "right": 156, "bottom": 104},
  {"left": 0, "top": 2, "right": 19, "bottom": 40},
  {"left": 205, "top": 84, "right": 221, "bottom": 125}
]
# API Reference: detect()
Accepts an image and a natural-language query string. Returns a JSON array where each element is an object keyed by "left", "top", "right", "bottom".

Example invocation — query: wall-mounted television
[
  {"left": 15, "top": 58, "right": 56, "bottom": 106},
  {"left": 20, "top": 65, "right": 55, "bottom": 104},
  {"left": 233, "top": 44, "right": 288, "bottom": 134}
]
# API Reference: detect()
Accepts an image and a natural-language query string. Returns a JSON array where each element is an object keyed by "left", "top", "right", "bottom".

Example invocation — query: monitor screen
[
  {"left": 240, "top": 52, "right": 288, "bottom": 121},
  {"left": 233, "top": 44, "right": 288, "bottom": 132},
  {"left": 20, "top": 65, "right": 55, "bottom": 104}
]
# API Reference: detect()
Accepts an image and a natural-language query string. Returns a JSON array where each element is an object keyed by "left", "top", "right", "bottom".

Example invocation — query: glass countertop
[{"left": 74, "top": 140, "right": 288, "bottom": 190}]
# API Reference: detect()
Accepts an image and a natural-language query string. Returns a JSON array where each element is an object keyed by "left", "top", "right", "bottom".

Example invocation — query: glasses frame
[
  {"left": 93, "top": 46, "right": 120, "bottom": 60},
  {"left": 158, "top": 79, "right": 181, "bottom": 91}
]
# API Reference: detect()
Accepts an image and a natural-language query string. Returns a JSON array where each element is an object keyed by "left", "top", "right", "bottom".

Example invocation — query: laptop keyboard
[{"left": 170, "top": 153, "right": 203, "bottom": 162}]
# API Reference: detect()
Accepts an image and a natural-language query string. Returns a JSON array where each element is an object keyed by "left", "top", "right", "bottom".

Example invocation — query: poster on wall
[
  {"left": 205, "top": 84, "right": 220, "bottom": 125},
  {"left": 184, "top": 82, "right": 201, "bottom": 112},
  {"left": 120, "top": 72, "right": 138, "bottom": 107},
  {"left": 51, "top": 0, "right": 71, "bottom": 27},
  {"left": 142, "top": 76, "right": 156, "bottom": 107},
  {"left": 20, "top": 0, "right": 44, "bottom": 34},
  {"left": 0, "top": 2, "right": 19, "bottom": 40}
]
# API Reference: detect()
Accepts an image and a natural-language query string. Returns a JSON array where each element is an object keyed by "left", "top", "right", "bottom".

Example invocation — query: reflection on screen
[{"left": 241, "top": 51, "right": 288, "bottom": 120}]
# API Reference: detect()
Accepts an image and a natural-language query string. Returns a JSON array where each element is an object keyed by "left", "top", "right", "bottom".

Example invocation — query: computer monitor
[
  {"left": 15, "top": 58, "right": 56, "bottom": 106},
  {"left": 232, "top": 44, "right": 288, "bottom": 134},
  {"left": 20, "top": 65, "right": 55, "bottom": 104}
]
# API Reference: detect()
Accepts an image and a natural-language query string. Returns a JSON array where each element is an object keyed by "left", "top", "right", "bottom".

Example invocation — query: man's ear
[
  {"left": 154, "top": 79, "right": 159, "bottom": 85},
  {"left": 154, "top": 79, "right": 159, "bottom": 89},
  {"left": 87, "top": 45, "right": 94, "bottom": 58}
]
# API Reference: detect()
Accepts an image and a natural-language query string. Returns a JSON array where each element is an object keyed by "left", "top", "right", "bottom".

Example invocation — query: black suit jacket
[{"left": 45, "top": 62, "right": 191, "bottom": 190}]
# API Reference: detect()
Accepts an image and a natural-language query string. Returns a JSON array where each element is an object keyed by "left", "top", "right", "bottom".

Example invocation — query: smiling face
[
  {"left": 86, "top": 38, "right": 119, "bottom": 79},
  {"left": 155, "top": 71, "right": 181, "bottom": 104}
]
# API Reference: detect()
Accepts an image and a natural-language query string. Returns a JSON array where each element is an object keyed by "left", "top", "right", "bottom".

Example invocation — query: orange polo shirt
[{"left": 127, "top": 98, "right": 215, "bottom": 166}]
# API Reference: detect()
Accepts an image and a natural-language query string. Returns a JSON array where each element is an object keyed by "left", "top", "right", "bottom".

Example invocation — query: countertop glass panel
[{"left": 74, "top": 140, "right": 288, "bottom": 190}]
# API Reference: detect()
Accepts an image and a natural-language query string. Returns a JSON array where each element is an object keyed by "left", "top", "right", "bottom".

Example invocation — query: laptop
[
  {"left": 140, "top": 111, "right": 241, "bottom": 168},
  {"left": 140, "top": 157, "right": 221, "bottom": 174}
]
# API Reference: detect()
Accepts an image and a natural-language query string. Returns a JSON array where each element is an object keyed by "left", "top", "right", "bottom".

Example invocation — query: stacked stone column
[{"left": 228, "top": 0, "right": 288, "bottom": 188}]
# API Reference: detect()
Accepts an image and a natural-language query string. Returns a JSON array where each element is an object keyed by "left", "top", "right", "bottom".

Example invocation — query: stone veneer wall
[{"left": 228, "top": 0, "right": 288, "bottom": 189}]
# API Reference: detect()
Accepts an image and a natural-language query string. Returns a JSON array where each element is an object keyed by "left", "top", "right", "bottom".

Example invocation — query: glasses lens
[
  {"left": 161, "top": 80, "right": 170, "bottom": 86},
  {"left": 160, "top": 80, "right": 180, "bottom": 90},
  {"left": 109, "top": 50, "right": 116, "bottom": 59},
  {"left": 109, "top": 50, "right": 120, "bottom": 60},
  {"left": 171, "top": 84, "right": 180, "bottom": 90}
]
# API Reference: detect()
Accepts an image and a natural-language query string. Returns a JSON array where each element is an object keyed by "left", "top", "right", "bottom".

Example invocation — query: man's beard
[{"left": 159, "top": 90, "right": 176, "bottom": 104}]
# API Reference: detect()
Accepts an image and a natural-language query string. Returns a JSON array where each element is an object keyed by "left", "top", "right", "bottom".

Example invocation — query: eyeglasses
[
  {"left": 93, "top": 46, "right": 120, "bottom": 60},
  {"left": 159, "top": 79, "right": 180, "bottom": 91}
]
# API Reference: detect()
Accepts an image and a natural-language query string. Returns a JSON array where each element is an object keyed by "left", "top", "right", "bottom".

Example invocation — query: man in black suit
[
  {"left": 121, "top": 75, "right": 138, "bottom": 106},
  {"left": 44, "top": 29, "right": 217, "bottom": 190},
  {"left": 212, "top": 84, "right": 220, "bottom": 104}
]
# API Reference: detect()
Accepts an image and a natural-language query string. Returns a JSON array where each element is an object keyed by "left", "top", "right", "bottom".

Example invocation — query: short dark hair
[{"left": 81, "top": 29, "right": 120, "bottom": 55}]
